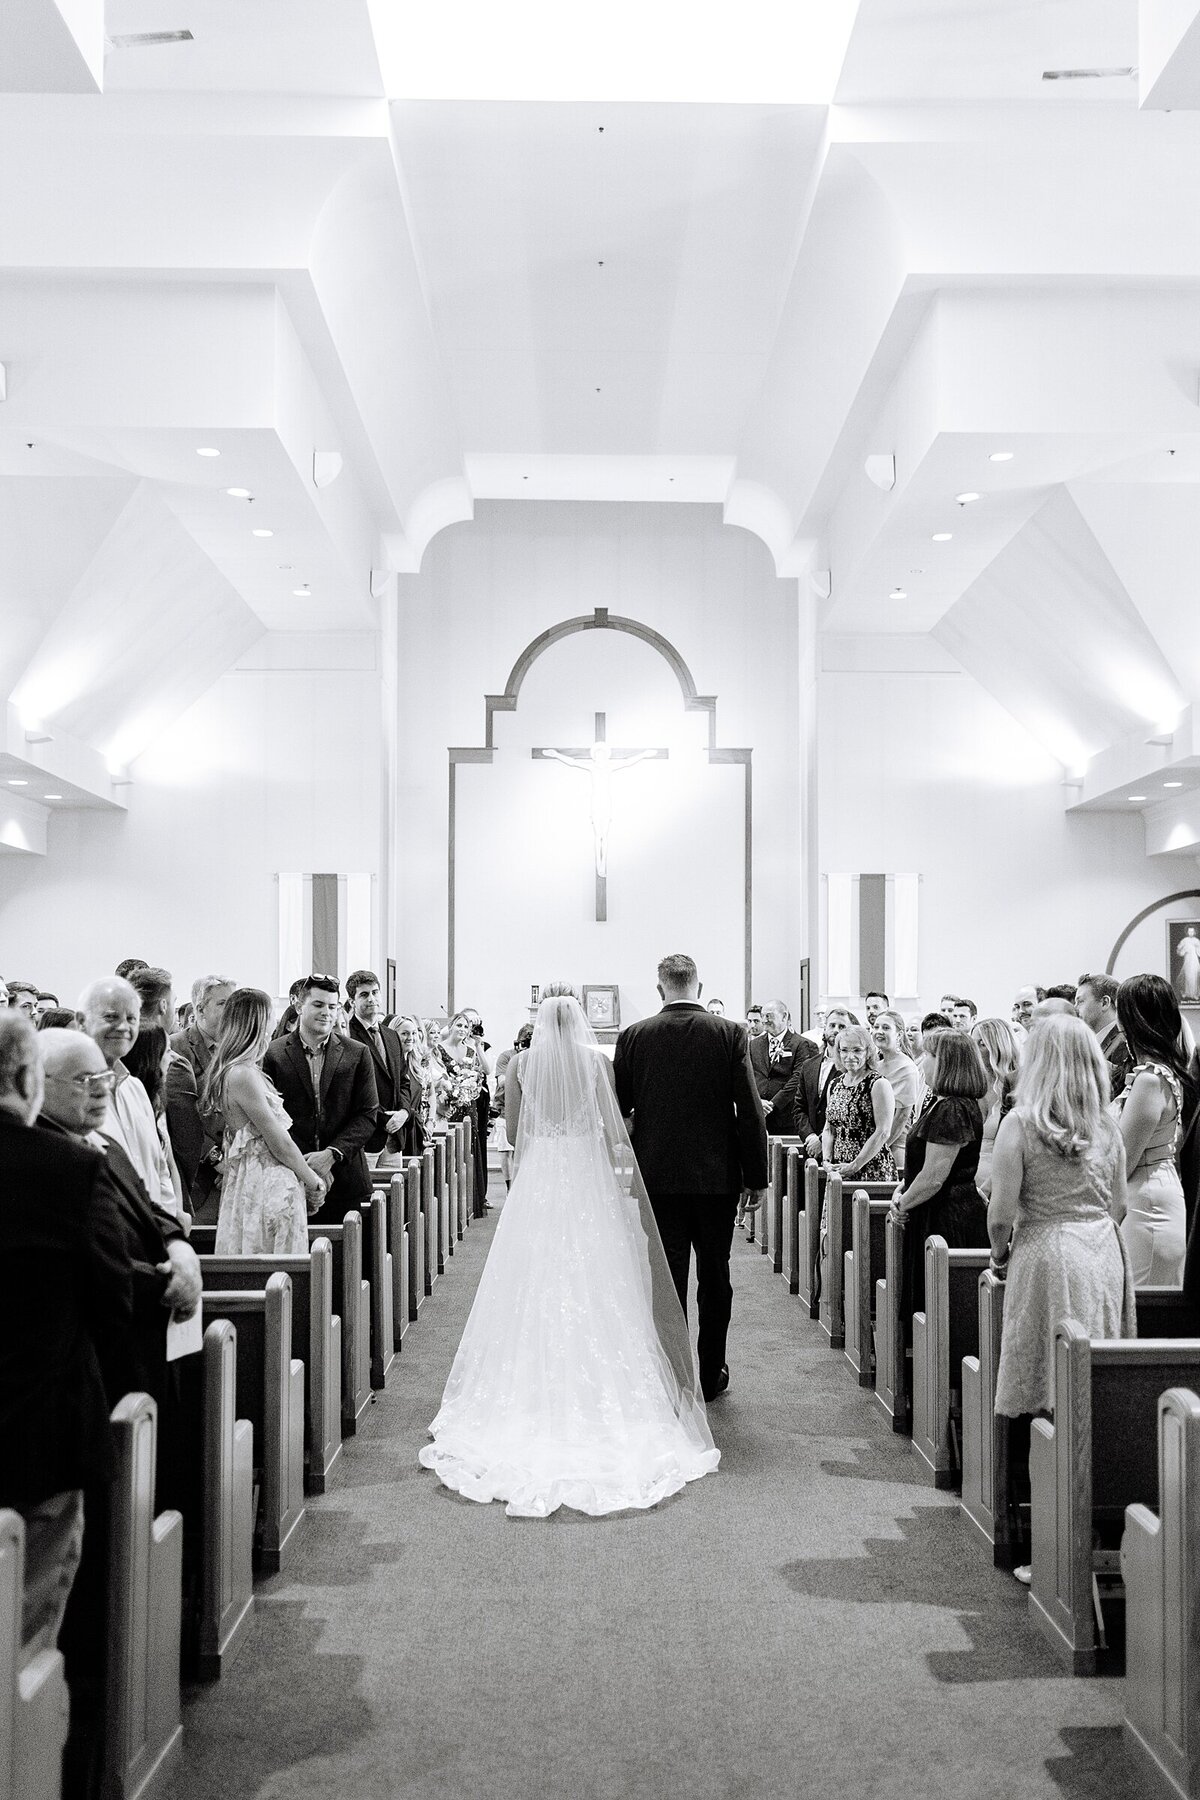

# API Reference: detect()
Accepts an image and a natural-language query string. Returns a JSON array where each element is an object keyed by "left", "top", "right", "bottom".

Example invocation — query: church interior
[{"left": 5, "top": 3, "right": 1200, "bottom": 1797}]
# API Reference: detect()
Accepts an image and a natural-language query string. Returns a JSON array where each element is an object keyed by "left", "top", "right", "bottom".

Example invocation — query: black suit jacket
[
  {"left": 348, "top": 1017, "right": 421, "bottom": 1153},
  {"left": 262, "top": 1027, "right": 379, "bottom": 1221},
  {"left": 789, "top": 1054, "right": 836, "bottom": 1141},
  {"left": 169, "top": 1023, "right": 221, "bottom": 1202},
  {"left": 0, "top": 1114, "right": 134, "bottom": 1506},
  {"left": 751, "top": 1030, "right": 819, "bottom": 1133},
  {"left": 613, "top": 1003, "right": 768, "bottom": 1196}
]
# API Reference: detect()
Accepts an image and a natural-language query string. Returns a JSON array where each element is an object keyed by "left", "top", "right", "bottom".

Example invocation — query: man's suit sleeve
[
  {"left": 164, "top": 1053, "right": 205, "bottom": 1191},
  {"left": 613, "top": 1029, "right": 633, "bottom": 1118},
  {"left": 791, "top": 1062, "right": 818, "bottom": 1138},
  {"left": 86, "top": 1162, "right": 138, "bottom": 1401},
  {"left": 731, "top": 1029, "right": 769, "bottom": 1190},
  {"left": 330, "top": 1046, "right": 380, "bottom": 1157},
  {"left": 775, "top": 1040, "right": 817, "bottom": 1134}
]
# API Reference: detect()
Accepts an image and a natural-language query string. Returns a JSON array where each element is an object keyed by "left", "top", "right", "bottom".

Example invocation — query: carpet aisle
[{"left": 166, "top": 1208, "right": 1141, "bottom": 1800}]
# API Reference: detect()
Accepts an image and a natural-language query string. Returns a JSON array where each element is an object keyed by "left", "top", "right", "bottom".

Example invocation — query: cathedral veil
[{"left": 515, "top": 993, "right": 708, "bottom": 1421}]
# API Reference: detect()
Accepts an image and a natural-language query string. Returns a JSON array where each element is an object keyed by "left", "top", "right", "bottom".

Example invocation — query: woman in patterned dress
[
  {"left": 1114, "top": 974, "right": 1192, "bottom": 1285},
  {"left": 821, "top": 1025, "right": 897, "bottom": 1183}
]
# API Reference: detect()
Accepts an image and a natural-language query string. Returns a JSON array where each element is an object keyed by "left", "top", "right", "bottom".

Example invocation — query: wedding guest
[
  {"left": 706, "top": 998, "right": 725, "bottom": 1016},
  {"left": 1034, "top": 995, "right": 1076, "bottom": 1019},
  {"left": 0, "top": 978, "right": 8, "bottom": 1005},
  {"left": 822, "top": 1025, "right": 896, "bottom": 1182},
  {"left": 7, "top": 979, "right": 40, "bottom": 1020},
  {"left": 271, "top": 977, "right": 305, "bottom": 1041},
  {"left": 346, "top": 968, "right": 413, "bottom": 1165},
  {"left": 113, "top": 958, "right": 148, "bottom": 981},
  {"left": 890, "top": 1030, "right": 989, "bottom": 1341},
  {"left": 203, "top": 988, "right": 324, "bottom": 1252},
  {"left": 791, "top": 1004, "right": 852, "bottom": 1157},
  {"left": 949, "top": 997, "right": 978, "bottom": 1029},
  {"left": 128, "top": 966, "right": 199, "bottom": 1204},
  {"left": 38, "top": 1007, "right": 78, "bottom": 1031},
  {"left": 78, "top": 976, "right": 185, "bottom": 1226},
  {"left": 171, "top": 974, "right": 236, "bottom": 1214},
  {"left": 751, "top": 999, "right": 818, "bottom": 1136},
  {"left": 745, "top": 1004, "right": 766, "bottom": 1040},
  {"left": 872, "top": 1009, "right": 921, "bottom": 1171},
  {"left": 903, "top": 1015, "right": 924, "bottom": 1058},
  {"left": 494, "top": 1023, "right": 533, "bottom": 1187},
  {"left": 1114, "top": 973, "right": 1192, "bottom": 1285},
  {"left": 35, "top": 991, "right": 59, "bottom": 1019},
  {"left": 971, "top": 1017, "right": 1022, "bottom": 1197},
  {"left": 175, "top": 1000, "right": 194, "bottom": 1032},
  {"left": 987, "top": 1015, "right": 1134, "bottom": 1580},
  {"left": 1045, "top": 983, "right": 1078, "bottom": 1005},
  {"left": 262, "top": 973, "right": 378, "bottom": 1224},
  {"left": 864, "top": 990, "right": 888, "bottom": 1024},
  {"left": 938, "top": 993, "right": 960, "bottom": 1017},
  {"left": 399, "top": 1016, "right": 441, "bottom": 1145},
  {"left": 1011, "top": 987, "right": 1041, "bottom": 1033},
  {"left": 1076, "top": 971, "right": 1133, "bottom": 1099},
  {"left": 439, "top": 1008, "right": 491, "bottom": 1212}
]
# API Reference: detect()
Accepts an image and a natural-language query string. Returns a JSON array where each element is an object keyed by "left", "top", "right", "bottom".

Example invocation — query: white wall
[
  {"left": 394, "top": 500, "right": 801, "bottom": 1039},
  {"left": 817, "top": 654, "right": 1192, "bottom": 1020},
  {"left": 0, "top": 657, "right": 383, "bottom": 1005}
]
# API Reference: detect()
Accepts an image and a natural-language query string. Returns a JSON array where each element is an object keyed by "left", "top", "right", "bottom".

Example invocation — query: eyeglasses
[{"left": 46, "top": 1070, "right": 117, "bottom": 1094}]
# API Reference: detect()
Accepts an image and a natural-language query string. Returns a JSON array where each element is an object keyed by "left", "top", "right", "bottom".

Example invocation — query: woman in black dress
[{"left": 889, "top": 1028, "right": 989, "bottom": 1341}]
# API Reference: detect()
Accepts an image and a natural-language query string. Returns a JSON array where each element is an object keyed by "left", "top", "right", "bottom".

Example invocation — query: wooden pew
[
  {"left": 781, "top": 1146, "right": 803, "bottom": 1294},
  {"left": 960, "top": 1270, "right": 1008, "bottom": 1562},
  {"left": 421, "top": 1147, "right": 437, "bottom": 1294},
  {"left": 911, "top": 1238, "right": 990, "bottom": 1489},
  {"left": 196, "top": 1238, "right": 342, "bottom": 1493},
  {"left": 765, "top": 1138, "right": 801, "bottom": 1275},
  {"left": 821, "top": 1176, "right": 897, "bottom": 1353},
  {"left": 430, "top": 1135, "right": 449, "bottom": 1275},
  {"left": 873, "top": 1209, "right": 906, "bottom": 1431},
  {"left": 383, "top": 1173, "right": 411, "bottom": 1347},
  {"left": 319, "top": 1216, "right": 372, "bottom": 1434},
  {"left": 1122, "top": 1386, "right": 1200, "bottom": 1800},
  {"left": 796, "top": 1161, "right": 823, "bottom": 1318},
  {"left": 401, "top": 1159, "right": 425, "bottom": 1321},
  {"left": 194, "top": 1321, "right": 254, "bottom": 1678},
  {"left": 359, "top": 1192, "right": 396, "bottom": 1390},
  {"left": 960, "top": 1280, "right": 1199, "bottom": 1569},
  {"left": 844, "top": 1189, "right": 891, "bottom": 1386},
  {"left": 0, "top": 1510, "right": 70, "bottom": 1800},
  {"left": 1029, "top": 1322, "right": 1200, "bottom": 1673},
  {"left": 201, "top": 1275, "right": 306, "bottom": 1573},
  {"left": 106, "top": 1393, "right": 183, "bottom": 1800},
  {"left": 457, "top": 1118, "right": 471, "bottom": 1232}
]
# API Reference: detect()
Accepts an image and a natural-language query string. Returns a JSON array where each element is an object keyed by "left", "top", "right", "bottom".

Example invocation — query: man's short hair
[
  {"left": 6, "top": 980, "right": 39, "bottom": 1004},
  {"left": 346, "top": 969, "right": 380, "bottom": 999},
  {"left": 37, "top": 1008, "right": 78, "bottom": 1031},
  {"left": 300, "top": 973, "right": 340, "bottom": 999},
  {"left": 1077, "top": 972, "right": 1118, "bottom": 1007},
  {"left": 191, "top": 974, "right": 235, "bottom": 1009},
  {"left": 36, "top": 991, "right": 58, "bottom": 1005},
  {"left": 746, "top": 1003, "right": 763, "bottom": 1017},
  {"left": 657, "top": 954, "right": 697, "bottom": 991},
  {"left": 128, "top": 966, "right": 173, "bottom": 1014},
  {"left": 865, "top": 990, "right": 889, "bottom": 1005},
  {"left": 0, "top": 1012, "right": 37, "bottom": 1097},
  {"left": 1044, "top": 983, "right": 1078, "bottom": 1003},
  {"left": 115, "top": 958, "right": 148, "bottom": 980},
  {"left": 955, "top": 996, "right": 978, "bottom": 1020},
  {"left": 921, "top": 1010, "right": 952, "bottom": 1032}
]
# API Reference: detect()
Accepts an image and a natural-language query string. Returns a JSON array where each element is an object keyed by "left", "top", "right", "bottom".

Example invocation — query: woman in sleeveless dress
[
  {"left": 822, "top": 1025, "right": 896, "bottom": 1182},
  {"left": 419, "top": 989, "right": 718, "bottom": 1518},
  {"left": 971, "top": 1017, "right": 1022, "bottom": 1198},
  {"left": 202, "top": 987, "right": 326, "bottom": 1255},
  {"left": 1114, "top": 973, "right": 1191, "bottom": 1285}
]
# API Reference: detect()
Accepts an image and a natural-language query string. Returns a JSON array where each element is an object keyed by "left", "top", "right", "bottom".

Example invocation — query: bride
[{"left": 418, "top": 987, "right": 719, "bottom": 1518}]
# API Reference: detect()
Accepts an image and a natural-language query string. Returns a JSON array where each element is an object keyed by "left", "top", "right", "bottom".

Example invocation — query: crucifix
[{"left": 532, "top": 712, "right": 668, "bottom": 921}]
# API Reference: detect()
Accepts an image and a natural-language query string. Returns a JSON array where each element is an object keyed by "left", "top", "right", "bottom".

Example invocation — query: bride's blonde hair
[{"left": 541, "top": 982, "right": 580, "bottom": 1002}]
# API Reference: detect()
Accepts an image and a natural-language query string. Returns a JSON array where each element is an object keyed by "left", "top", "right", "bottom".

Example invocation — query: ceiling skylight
[{"left": 368, "top": 0, "right": 862, "bottom": 102}]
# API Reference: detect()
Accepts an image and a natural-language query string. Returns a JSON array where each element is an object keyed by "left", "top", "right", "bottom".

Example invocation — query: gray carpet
[{"left": 166, "top": 1210, "right": 1141, "bottom": 1800}]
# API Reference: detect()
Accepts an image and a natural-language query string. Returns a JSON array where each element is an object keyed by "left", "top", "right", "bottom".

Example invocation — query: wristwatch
[{"left": 329, "top": 1147, "right": 343, "bottom": 1165}]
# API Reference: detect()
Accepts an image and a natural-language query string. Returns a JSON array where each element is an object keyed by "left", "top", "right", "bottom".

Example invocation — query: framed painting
[
  {"left": 583, "top": 984, "right": 620, "bottom": 1033},
  {"left": 1168, "top": 920, "right": 1200, "bottom": 1007}
]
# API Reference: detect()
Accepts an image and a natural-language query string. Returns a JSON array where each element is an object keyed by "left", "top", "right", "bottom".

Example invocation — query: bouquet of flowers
[{"left": 443, "top": 1065, "right": 483, "bottom": 1119}]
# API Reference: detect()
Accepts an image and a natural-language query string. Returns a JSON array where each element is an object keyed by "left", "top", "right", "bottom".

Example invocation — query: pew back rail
[{"left": 0, "top": 1510, "right": 69, "bottom": 1800}]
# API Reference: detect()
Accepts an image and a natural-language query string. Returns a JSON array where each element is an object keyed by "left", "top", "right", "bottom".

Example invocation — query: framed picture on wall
[
  {"left": 583, "top": 985, "right": 620, "bottom": 1032},
  {"left": 1168, "top": 920, "right": 1200, "bottom": 1008}
]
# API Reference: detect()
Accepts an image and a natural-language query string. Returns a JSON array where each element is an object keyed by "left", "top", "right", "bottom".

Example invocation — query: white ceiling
[{"left": 3, "top": 0, "right": 1200, "bottom": 850}]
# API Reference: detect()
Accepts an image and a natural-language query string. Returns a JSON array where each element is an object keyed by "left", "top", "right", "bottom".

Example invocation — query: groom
[{"left": 614, "top": 954, "right": 768, "bottom": 1401}]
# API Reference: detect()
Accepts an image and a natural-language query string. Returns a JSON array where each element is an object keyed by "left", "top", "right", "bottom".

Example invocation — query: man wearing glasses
[
  {"left": 78, "top": 976, "right": 184, "bottom": 1226},
  {"left": 263, "top": 973, "right": 379, "bottom": 1224}
]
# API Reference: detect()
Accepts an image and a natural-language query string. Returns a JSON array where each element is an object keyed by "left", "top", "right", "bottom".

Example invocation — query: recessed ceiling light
[
  {"left": 196, "top": 446, "right": 220, "bottom": 457},
  {"left": 932, "top": 532, "right": 952, "bottom": 542},
  {"left": 989, "top": 451, "right": 1014, "bottom": 463},
  {"left": 252, "top": 528, "right": 273, "bottom": 538},
  {"left": 292, "top": 586, "right": 310, "bottom": 597},
  {"left": 226, "top": 487, "right": 252, "bottom": 499},
  {"left": 1164, "top": 780, "right": 1184, "bottom": 788},
  {"left": 955, "top": 492, "right": 981, "bottom": 505},
  {"left": 889, "top": 587, "right": 907, "bottom": 600},
  {"left": 43, "top": 792, "right": 62, "bottom": 800},
  {"left": 7, "top": 778, "right": 28, "bottom": 786},
  {"left": 1129, "top": 794, "right": 1147, "bottom": 802}
]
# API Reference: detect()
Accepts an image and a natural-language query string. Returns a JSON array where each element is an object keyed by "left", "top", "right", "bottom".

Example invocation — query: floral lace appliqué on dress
[{"left": 215, "top": 1076, "right": 309, "bottom": 1256}]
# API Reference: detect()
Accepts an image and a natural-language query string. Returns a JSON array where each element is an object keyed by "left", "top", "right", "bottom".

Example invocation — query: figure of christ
[{"left": 539, "top": 741, "right": 662, "bottom": 878}]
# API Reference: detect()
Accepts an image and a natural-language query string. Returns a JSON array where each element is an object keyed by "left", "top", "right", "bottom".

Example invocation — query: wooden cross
[{"left": 532, "top": 712, "right": 668, "bottom": 921}]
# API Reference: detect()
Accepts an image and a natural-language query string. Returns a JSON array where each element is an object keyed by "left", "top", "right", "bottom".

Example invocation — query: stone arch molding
[{"left": 447, "top": 607, "right": 753, "bottom": 1011}]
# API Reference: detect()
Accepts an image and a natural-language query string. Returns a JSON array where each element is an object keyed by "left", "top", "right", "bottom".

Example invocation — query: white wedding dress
[{"left": 419, "top": 994, "right": 719, "bottom": 1518}]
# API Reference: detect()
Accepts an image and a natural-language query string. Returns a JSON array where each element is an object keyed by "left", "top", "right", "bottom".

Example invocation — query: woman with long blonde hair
[
  {"left": 203, "top": 987, "right": 325, "bottom": 1254},
  {"left": 971, "top": 1017, "right": 1022, "bottom": 1198}
]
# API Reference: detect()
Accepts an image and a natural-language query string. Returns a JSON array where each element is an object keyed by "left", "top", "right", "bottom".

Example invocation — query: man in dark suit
[
  {"left": 614, "top": 954, "right": 768, "bottom": 1402},
  {"left": 749, "top": 999, "right": 819, "bottom": 1135},
  {"left": 263, "top": 973, "right": 379, "bottom": 1224},
  {"left": 1076, "top": 972, "right": 1135, "bottom": 1100},
  {"left": 0, "top": 1015, "right": 133, "bottom": 1665},
  {"left": 345, "top": 968, "right": 414, "bottom": 1154},
  {"left": 784, "top": 1004, "right": 853, "bottom": 1157}
]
